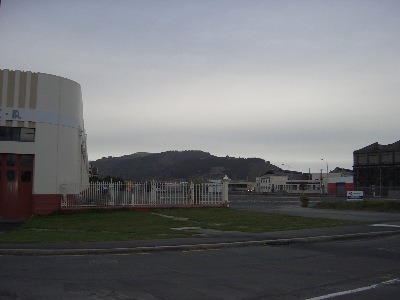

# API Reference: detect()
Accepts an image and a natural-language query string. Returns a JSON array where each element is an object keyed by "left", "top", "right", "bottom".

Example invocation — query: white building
[
  {"left": 256, "top": 171, "right": 348, "bottom": 194},
  {"left": 0, "top": 69, "right": 89, "bottom": 218}
]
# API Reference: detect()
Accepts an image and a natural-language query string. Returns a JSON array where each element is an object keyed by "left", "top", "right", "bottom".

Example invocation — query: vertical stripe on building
[
  {"left": 29, "top": 73, "right": 38, "bottom": 109},
  {"left": 25, "top": 72, "right": 31, "bottom": 109},
  {"left": 18, "top": 71, "right": 27, "bottom": 108},
  {"left": 0, "top": 70, "right": 3, "bottom": 107},
  {"left": 7, "top": 70, "right": 15, "bottom": 108}
]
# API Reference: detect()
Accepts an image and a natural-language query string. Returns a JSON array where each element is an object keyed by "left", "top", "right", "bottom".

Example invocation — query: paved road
[
  {"left": 229, "top": 194, "right": 400, "bottom": 222},
  {"left": 1, "top": 195, "right": 400, "bottom": 299},
  {"left": 1, "top": 235, "right": 400, "bottom": 299}
]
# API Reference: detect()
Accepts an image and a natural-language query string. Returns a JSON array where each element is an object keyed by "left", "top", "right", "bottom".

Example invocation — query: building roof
[
  {"left": 330, "top": 167, "right": 353, "bottom": 176},
  {"left": 354, "top": 140, "right": 400, "bottom": 153}
]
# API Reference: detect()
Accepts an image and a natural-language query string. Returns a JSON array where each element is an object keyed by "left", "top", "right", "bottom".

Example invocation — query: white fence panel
[{"left": 61, "top": 180, "right": 229, "bottom": 208}]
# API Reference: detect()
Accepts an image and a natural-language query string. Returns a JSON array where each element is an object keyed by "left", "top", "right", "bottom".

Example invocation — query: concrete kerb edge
[{"left": 1, "top": 229, "right": 400, "bottom": 256}]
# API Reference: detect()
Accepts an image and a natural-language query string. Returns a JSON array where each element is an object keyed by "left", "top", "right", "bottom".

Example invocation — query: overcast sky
[{"left": 1, "top": 0, "right": 399, "bottom": 173}]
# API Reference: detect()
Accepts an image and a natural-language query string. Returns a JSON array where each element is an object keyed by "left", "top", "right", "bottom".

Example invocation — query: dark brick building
[{"left": 353, "top": 140, "right": 400, "bottom": 198}]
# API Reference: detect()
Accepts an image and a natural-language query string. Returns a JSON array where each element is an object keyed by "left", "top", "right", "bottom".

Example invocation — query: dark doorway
[{"left": 0, "top": 154, "right": 34, "bottom": 219}]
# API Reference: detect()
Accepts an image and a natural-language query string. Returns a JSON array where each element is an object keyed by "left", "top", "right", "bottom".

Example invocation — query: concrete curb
[{"left": 1, "top": 229, "right": 400, "bottom": 256}]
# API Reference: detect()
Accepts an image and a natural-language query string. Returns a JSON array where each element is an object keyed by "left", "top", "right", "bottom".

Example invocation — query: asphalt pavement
[
  {"left": 229, "top": 196, "right": 400, "bottom": 222},
  {"left": 1, "top": 197, "right": 400, "bottom": 256}
]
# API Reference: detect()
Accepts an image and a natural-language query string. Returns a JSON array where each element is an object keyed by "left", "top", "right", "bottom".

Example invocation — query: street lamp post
[
  {"left": 319, "top": 169, "right": 323, "bottom": 194},
  {"left": 321, "top": 159, "right": 328, "bottom": 194}
]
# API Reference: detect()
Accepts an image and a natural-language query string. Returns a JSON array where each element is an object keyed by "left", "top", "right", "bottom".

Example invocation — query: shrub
[{"left": 299, "top": 196, "right": 309, "bottom": 208}]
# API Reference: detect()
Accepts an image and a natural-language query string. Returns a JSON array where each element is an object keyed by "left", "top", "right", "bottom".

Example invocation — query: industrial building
[
  {"left": 0, "top": 69, "right": 89, "bottom": 218},
  {"left": 256, "top": 169, "right": 353, "bottom": 195},
  {"left": 353, "top": 140, "right": 400, "bottom": 198}
]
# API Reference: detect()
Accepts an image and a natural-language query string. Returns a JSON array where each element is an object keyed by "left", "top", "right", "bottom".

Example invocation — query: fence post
[
  {"left": 190, "top": 182, "right": 194, "bottom": 205},
  {"left": 131, "top": 184, "right": 137, "bottom": 206},
  {"left": 60, "top": 183, "right": 68, "bottom": 207},
  {"left": 109, "top": 180, "right": 115, "bottom": 206},
  {"left": 222, "top": 175, "right": 230, "bottom": 207},
  {"left": 151, "top": 180, "right": 156, "bottom": 204}
]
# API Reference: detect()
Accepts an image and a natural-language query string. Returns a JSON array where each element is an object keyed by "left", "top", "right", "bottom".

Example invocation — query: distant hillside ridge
[{"left": 90, "top": 150, "right": 279, "bottom": 182}]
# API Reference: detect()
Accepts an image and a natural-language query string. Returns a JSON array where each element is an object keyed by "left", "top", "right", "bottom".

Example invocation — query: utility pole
[
  {"left": 320, "top": 169, "right": 323, "bottom": 194},
  {"left": 321, "top": 159, "right": 328, "bottom": 194}
]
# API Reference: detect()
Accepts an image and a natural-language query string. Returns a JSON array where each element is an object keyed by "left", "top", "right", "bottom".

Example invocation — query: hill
[{"left": 90, "top": 150, "right": 279, "bottom": 182}]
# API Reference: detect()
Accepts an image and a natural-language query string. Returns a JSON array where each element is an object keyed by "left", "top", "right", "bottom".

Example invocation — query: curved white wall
[{"left": 0, "top": 69, "right": 89, "bottom": 195}]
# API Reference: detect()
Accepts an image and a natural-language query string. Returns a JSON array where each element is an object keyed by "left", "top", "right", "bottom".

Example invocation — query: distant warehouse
[
  {"left": 353, "top": 140, "right": 400, "bottom": 198},
  {"left": 0, "top": 69, "right": 90, "bottom": 218}
]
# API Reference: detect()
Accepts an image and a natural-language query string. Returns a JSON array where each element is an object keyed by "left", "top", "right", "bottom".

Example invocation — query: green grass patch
[
  {"left": 313, "top": 200, "right": 400, "bottom": 212},
  {"left": 0, "top": 208, "right": 361, "bottom": 243},
  {"left": 159, "top": 208, "right": 359, "bottom": 232},
  {"left": 0, "top": 209, "right": 194, "bottom": 243}
]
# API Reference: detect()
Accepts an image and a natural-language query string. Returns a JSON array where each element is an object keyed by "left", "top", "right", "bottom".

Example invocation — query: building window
[
  {"left": 381, "top": 152, "right": 393, "bottom": 164},
  {"left": 356, "top": 154, "right": 367, "bottom": 165},
  {"left": 7, "top": 155, "right": 16, "bottom": 167},
  {"left": 21, "top": 155, "right": 33, "bottom": 167},
  {"left": 7, "top": 170, "right": 16, "bottom": 182},
  {"left": 368, "top": 153, "right": 379, "bottom": 164},
  {"left": 21, "top": 171, "right": 32, "bottom": 182},
  {"left": 20, "top": 128, "right": 35, "bottom": 142},
  {"left": 0, "top": 127, "right": 35, "bottom": 142}
]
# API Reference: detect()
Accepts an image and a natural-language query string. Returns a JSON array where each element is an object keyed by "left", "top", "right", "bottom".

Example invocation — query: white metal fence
[{"left": 61, "top": 180, "right": 229, "bottom": 208}]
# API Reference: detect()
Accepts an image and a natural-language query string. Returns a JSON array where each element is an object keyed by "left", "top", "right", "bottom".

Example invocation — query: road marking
[
  {"left": 370, "top": 224, "right": 400, "bottom": 228},
  {"left": 306, "top": 278, "right": 400, "bottom": 300}
]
